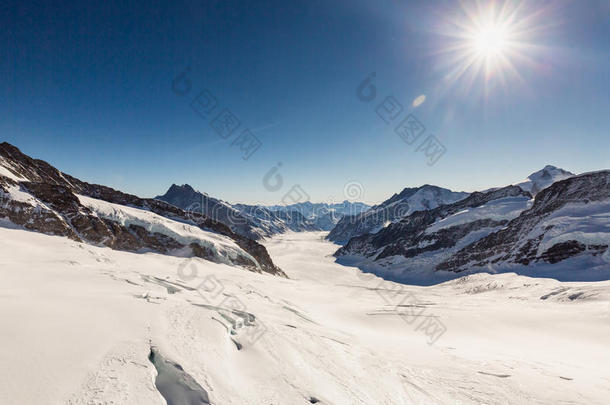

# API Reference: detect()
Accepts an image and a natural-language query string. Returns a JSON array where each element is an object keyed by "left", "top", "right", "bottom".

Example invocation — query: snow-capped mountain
[
  {"left": 334, "top": 168, "right": 609, "bottom": 283},
  {"left": 439, "top": 170, "right": 609, "bottom": 272},
  {"left": 0, "top": 142, "right": 283, "bottom": 276},
  {"left": 327, "top": 185, "right": 469, "bottom": 242},
  {"left": 335, "top": 185, "right": 532, "bottom": 279},
  {"left": 517, "top": 165, "right": 574, "bottom": 195}
]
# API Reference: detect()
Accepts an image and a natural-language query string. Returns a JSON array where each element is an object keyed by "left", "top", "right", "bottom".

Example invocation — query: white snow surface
[
  {"left": 379, "top": 186, "right": 468, "bottom": 219},
  {"left": 533, "top": 199, "right": 610, "bottom": 254},
  {"left": 1, "top": 228, "right": 609, "bottom": 404},
  {"left": 426, "top": 196, "right": 533, "bottom": 234},
  {"left": 77, "top": 194, "right": 257, "bottom": 267},
  {"left": 0, "top": 158, "right": 27, "bottom": 182}
]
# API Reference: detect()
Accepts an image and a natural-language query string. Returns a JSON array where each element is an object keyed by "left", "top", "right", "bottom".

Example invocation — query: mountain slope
[
  {"left": 334, "top": 169, "right": 609, "bottom": 283},
  {"left": 438, "top": 170, "right": 610, "bottom": 271},
  {"left": 327, "top": 185, "right": 469, "bottom": 242},
  {"left": 335, "top": 186, "right": 532, "bottom": 277},
  {"left": 0, "top": 142, "right": 283, "bottom": 276},
  {"left": 156, "top": 184, "right": 275, "bottom": 240}
]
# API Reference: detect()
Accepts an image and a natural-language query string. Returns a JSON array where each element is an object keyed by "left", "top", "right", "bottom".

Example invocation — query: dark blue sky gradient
[{"left": 2, "top": 0, "right": 609, "bottom": 204}]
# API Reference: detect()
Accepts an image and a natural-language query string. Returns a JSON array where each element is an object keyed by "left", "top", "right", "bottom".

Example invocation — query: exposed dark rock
[
  {"left": 540, "top": 240, "right": 587, "bottom": 264},
  {"left": 377, "top": 218, "right": 509, "bottom": 260}
]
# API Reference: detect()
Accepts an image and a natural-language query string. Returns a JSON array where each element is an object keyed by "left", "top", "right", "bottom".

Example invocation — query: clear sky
[{"left": 2, "top": 0, "right": 610, "bottom": 204}]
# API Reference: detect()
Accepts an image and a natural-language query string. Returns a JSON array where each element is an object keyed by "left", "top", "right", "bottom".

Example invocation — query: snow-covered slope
[
  {"left": 329, "top": 166, "right": 574, "bottom": 245},
  {"left": 0, "top": 142, "right": 282, "bottom": 275},
  {"left": 335, "top": 186, "right": 533, "bottom": 282},
  {"left": 327, "top": 185, "right": 469, "bottom": 242},
  {"left": 440, "top": 170, "right": 610, "bottom": 272},
  {"left": 1, "top": 228, "right": 609, "bottom": 404},
  {"left": 333, "top": 168, "right": 608, "bottom": 284},
  {"left": 78, "top": 194, "right": 257, "bottom": 267}
]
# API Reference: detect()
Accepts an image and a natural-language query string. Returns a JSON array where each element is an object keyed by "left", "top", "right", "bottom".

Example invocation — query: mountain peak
[
  {"left": 168, "top": 183, "right": 196, "bottom": 193},
  {"left": 519, "top": 165, "right": 574, "bottom": 195},
  {"left": 0, "top": 142, "right": 24, "bottom": 156},
  {"left": 528, "top": 165, "right": 573, "bottom": 179}
]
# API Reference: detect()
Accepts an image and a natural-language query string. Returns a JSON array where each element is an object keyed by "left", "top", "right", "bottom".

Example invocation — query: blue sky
[{"left": 2, "top": 0, "right": 610, "bottom": 204}]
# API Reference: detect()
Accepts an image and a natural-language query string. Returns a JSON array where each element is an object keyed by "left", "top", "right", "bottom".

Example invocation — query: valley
[{"left": 1, "top": 229, "right": 609, "bottom": 404}]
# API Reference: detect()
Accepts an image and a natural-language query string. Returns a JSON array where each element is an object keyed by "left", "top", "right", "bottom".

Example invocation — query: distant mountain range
[
  {"left": 266, "top": 200, "right": 370, "bottom": 230},
  {"left": 155, "top": 184, "right": 370, "bottom": 239}
]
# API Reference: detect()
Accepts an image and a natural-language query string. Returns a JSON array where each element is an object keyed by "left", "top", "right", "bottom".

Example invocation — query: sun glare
[
  {"left": 436, "top": 1, "right": 548, "bottom": 93},
  {"left": 473, "top": 24, "right": 509, "bottom": 57}
]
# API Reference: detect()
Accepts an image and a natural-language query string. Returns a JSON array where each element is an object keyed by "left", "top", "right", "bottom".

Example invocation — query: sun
[
  {"left": 473, "top": 24, "right": 509, "bottom": 58},
  {"left": 435, "top": 1, "right": 548, "bottom": 92},
  {"left": 464, "top": 12, "right": 515, "bottom": 74}
]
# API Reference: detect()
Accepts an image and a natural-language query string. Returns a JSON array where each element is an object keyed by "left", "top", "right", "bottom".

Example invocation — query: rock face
[
  {"left": 327, "top": 185, "right": 469, "bottom": 242},
  {"left": 437, "top": 171, "right": 610, "bottom": 271},
  {"left": 0, "top": 142, "right": 284, "bottom": 276}
]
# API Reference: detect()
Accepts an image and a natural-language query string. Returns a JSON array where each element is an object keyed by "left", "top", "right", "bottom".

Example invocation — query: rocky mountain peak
[{"left": 165, "top": 183, "right": 200, "bottom": 197}]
